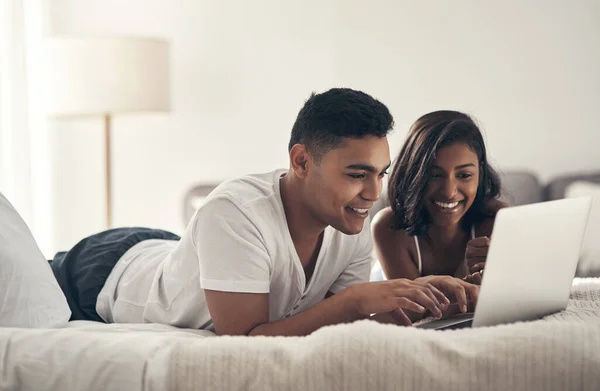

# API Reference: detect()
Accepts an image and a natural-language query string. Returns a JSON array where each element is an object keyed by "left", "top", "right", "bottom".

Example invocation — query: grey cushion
[
  {"left": 498, "top": 170, "right": 543, "bottom": 206},
  {"left": 545, "top": 172, "right": 600, "bottom": 201}
]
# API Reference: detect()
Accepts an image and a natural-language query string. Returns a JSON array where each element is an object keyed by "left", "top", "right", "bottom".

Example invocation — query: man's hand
[
  {"left": 346, "top": 278, "right": 450, "bottom": 320},
  {"left": 370, "top": 309, "right": 413, "bottom": 326},
  {"left": 465, "top": 236, "right": 490, "bottom": 274},
  {"left": 414, "top": 275, "right": 479, "bottom": 313},
  {"left": 205, "top": 278, "right": 454, "bottom": 336}
]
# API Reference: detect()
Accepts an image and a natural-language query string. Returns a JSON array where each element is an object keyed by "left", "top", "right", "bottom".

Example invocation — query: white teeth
[
  {"left": 435, "top": 201, "right": 460, "bottom": 209},
  {"left": 350, "top": 207, "right": 369, "bottom": 214}
]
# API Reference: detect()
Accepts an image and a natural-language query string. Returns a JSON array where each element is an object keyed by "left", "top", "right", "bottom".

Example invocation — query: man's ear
[{"left": 289, "top": 144, "right": 313, "bottom": 178}]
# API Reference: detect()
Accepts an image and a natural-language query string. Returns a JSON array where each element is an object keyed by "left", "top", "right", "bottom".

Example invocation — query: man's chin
[{"left": 333, "top": 221, "right": 365, "bottom": 235}]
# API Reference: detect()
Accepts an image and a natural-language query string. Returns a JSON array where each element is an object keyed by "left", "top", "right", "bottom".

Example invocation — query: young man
[{"left": 51, "top": 88, "right": 478, "bottom": 336}]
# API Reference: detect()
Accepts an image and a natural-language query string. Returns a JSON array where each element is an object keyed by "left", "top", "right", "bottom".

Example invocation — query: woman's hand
[
  {"left": 463, "top": 269, "right": 484, "bottom": 285},
  {"left": 465, "top": 236, "right": 490, "bottom": 274}
]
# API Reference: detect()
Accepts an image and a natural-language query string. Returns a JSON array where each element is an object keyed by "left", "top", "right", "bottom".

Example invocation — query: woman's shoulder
[
  {"left": 371, "top": 206, "right": 393, "bottom": 232},
  {"left": 371, "top": 207, "right": 420, "bottom": 279},
  {"left": 371, "top": 207, "right": 414, "bottom": 248}
]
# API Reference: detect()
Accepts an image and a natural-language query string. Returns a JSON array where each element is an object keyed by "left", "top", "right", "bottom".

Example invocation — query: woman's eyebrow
[
  {"left": 455, "top": 163, "right": 476, "bottom": 169},
  {"left": 430, "top": 163, "right": 476, "bottom": 171}
]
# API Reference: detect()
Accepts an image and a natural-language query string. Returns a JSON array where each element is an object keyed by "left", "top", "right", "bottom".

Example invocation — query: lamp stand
[{"left": 104, "top": 114, "right": 112, "bottom": 229}]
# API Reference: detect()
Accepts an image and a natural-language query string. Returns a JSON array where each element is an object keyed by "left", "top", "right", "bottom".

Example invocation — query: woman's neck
[{"left": 427, "top": 222, "right": 468, "bottom": 248}]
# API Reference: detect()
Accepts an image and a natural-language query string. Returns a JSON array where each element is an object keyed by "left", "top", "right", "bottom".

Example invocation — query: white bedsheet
[
  {"left": 1, "top": 279, "right": 599, "bottom": 391},
  {"left": 0, "top": 322, "right": 213, "bottom": 391}
]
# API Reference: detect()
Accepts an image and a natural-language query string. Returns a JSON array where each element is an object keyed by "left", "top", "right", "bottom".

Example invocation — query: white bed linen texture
[
  {"left": 0, "top": 322, "right": 213, "bottom": 391},
  {"left": 0, "top": 279, "right": 599, "bottom": 391},
  {"left": 170, "top": 278, "right": 600, "bottom": 391}
]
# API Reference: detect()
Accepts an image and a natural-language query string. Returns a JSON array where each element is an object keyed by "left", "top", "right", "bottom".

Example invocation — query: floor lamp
[{"left": 43, "top": 37, "right": 170, "bottom": 228}]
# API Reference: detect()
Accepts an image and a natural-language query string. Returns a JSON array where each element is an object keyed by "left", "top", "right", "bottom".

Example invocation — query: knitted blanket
[{"left": 169, "top": 278, "right": 600, "bottom": 391}]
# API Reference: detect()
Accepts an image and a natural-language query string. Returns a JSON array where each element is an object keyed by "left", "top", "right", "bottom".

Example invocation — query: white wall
[
  {"left": 333, "top": 1, "right": 600, "bottom": 174},
  {"left": 46, "top": 0, "right": 600, "bottom": 254}
]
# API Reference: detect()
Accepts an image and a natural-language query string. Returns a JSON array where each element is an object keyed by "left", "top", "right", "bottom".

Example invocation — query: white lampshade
[{"left": 43, "top": 36, "right": 170, "bottom": 117}]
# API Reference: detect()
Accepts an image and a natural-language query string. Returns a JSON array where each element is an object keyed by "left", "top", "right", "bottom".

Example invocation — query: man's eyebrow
[{"left": 345, "top": 163, "right": 391, "bottom": 173}]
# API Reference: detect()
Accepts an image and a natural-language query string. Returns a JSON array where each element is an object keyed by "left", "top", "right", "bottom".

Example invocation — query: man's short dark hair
[{"left": 288, "top": 88, "right": 394, "bottom": 161}]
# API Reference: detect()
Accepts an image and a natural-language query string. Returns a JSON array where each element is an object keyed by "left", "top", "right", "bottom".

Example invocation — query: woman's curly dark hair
[{"left": 388, "top": 110, "right": 502, "bottom": 236}]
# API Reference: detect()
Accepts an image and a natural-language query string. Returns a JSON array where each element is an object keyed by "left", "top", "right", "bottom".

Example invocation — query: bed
[{"left": 1, "top": 278, "right": 599, "bottom": 391}]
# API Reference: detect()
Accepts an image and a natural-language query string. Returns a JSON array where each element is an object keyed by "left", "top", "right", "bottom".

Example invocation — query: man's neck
[{"left": 279, "top": 172, "right": 326, "bottom": 266}]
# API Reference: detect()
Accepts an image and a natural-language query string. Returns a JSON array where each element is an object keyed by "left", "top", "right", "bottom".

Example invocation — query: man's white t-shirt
[{"left": 96, "top": 169, "right": 373, "bottom": 330}]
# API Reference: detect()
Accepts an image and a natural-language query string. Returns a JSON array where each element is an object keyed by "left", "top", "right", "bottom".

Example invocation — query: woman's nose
[{"left": 440, "top": 178, "right": 458, "bottom": 199}]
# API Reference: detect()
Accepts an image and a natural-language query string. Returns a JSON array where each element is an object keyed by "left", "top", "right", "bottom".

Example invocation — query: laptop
[{"left": 415, "top": 196, "right": 592, "bottom": 330}]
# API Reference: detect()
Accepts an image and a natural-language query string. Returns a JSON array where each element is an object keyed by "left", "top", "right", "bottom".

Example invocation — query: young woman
[{"left": 372, "top": 110, "right": 507, "bottom": 286}]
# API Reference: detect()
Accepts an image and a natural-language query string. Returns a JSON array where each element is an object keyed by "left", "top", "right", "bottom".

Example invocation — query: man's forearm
[{"left": 248, "top": 288, "right": 364, "bottom": 336}]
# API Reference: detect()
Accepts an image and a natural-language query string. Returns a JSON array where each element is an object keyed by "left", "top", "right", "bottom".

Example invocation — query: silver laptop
[{"left": 416, "top": 196, "right": 592, "bottom": 330}]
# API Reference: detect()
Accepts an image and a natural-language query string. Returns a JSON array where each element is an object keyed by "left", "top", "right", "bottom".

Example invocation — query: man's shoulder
[
  {"left": 206, "top": 169, "right": 285, "bottom": 208},
  {"left": 186, "top": 169, "right": 287, "bottom": 239}
]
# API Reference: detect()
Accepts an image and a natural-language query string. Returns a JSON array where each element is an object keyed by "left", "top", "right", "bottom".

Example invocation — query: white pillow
[
  {"left": 0, "top": 192, "right": 71, "bottom": 327},
  {"left": 565, "top": 181, "right": 600, "bottom": 277}
]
